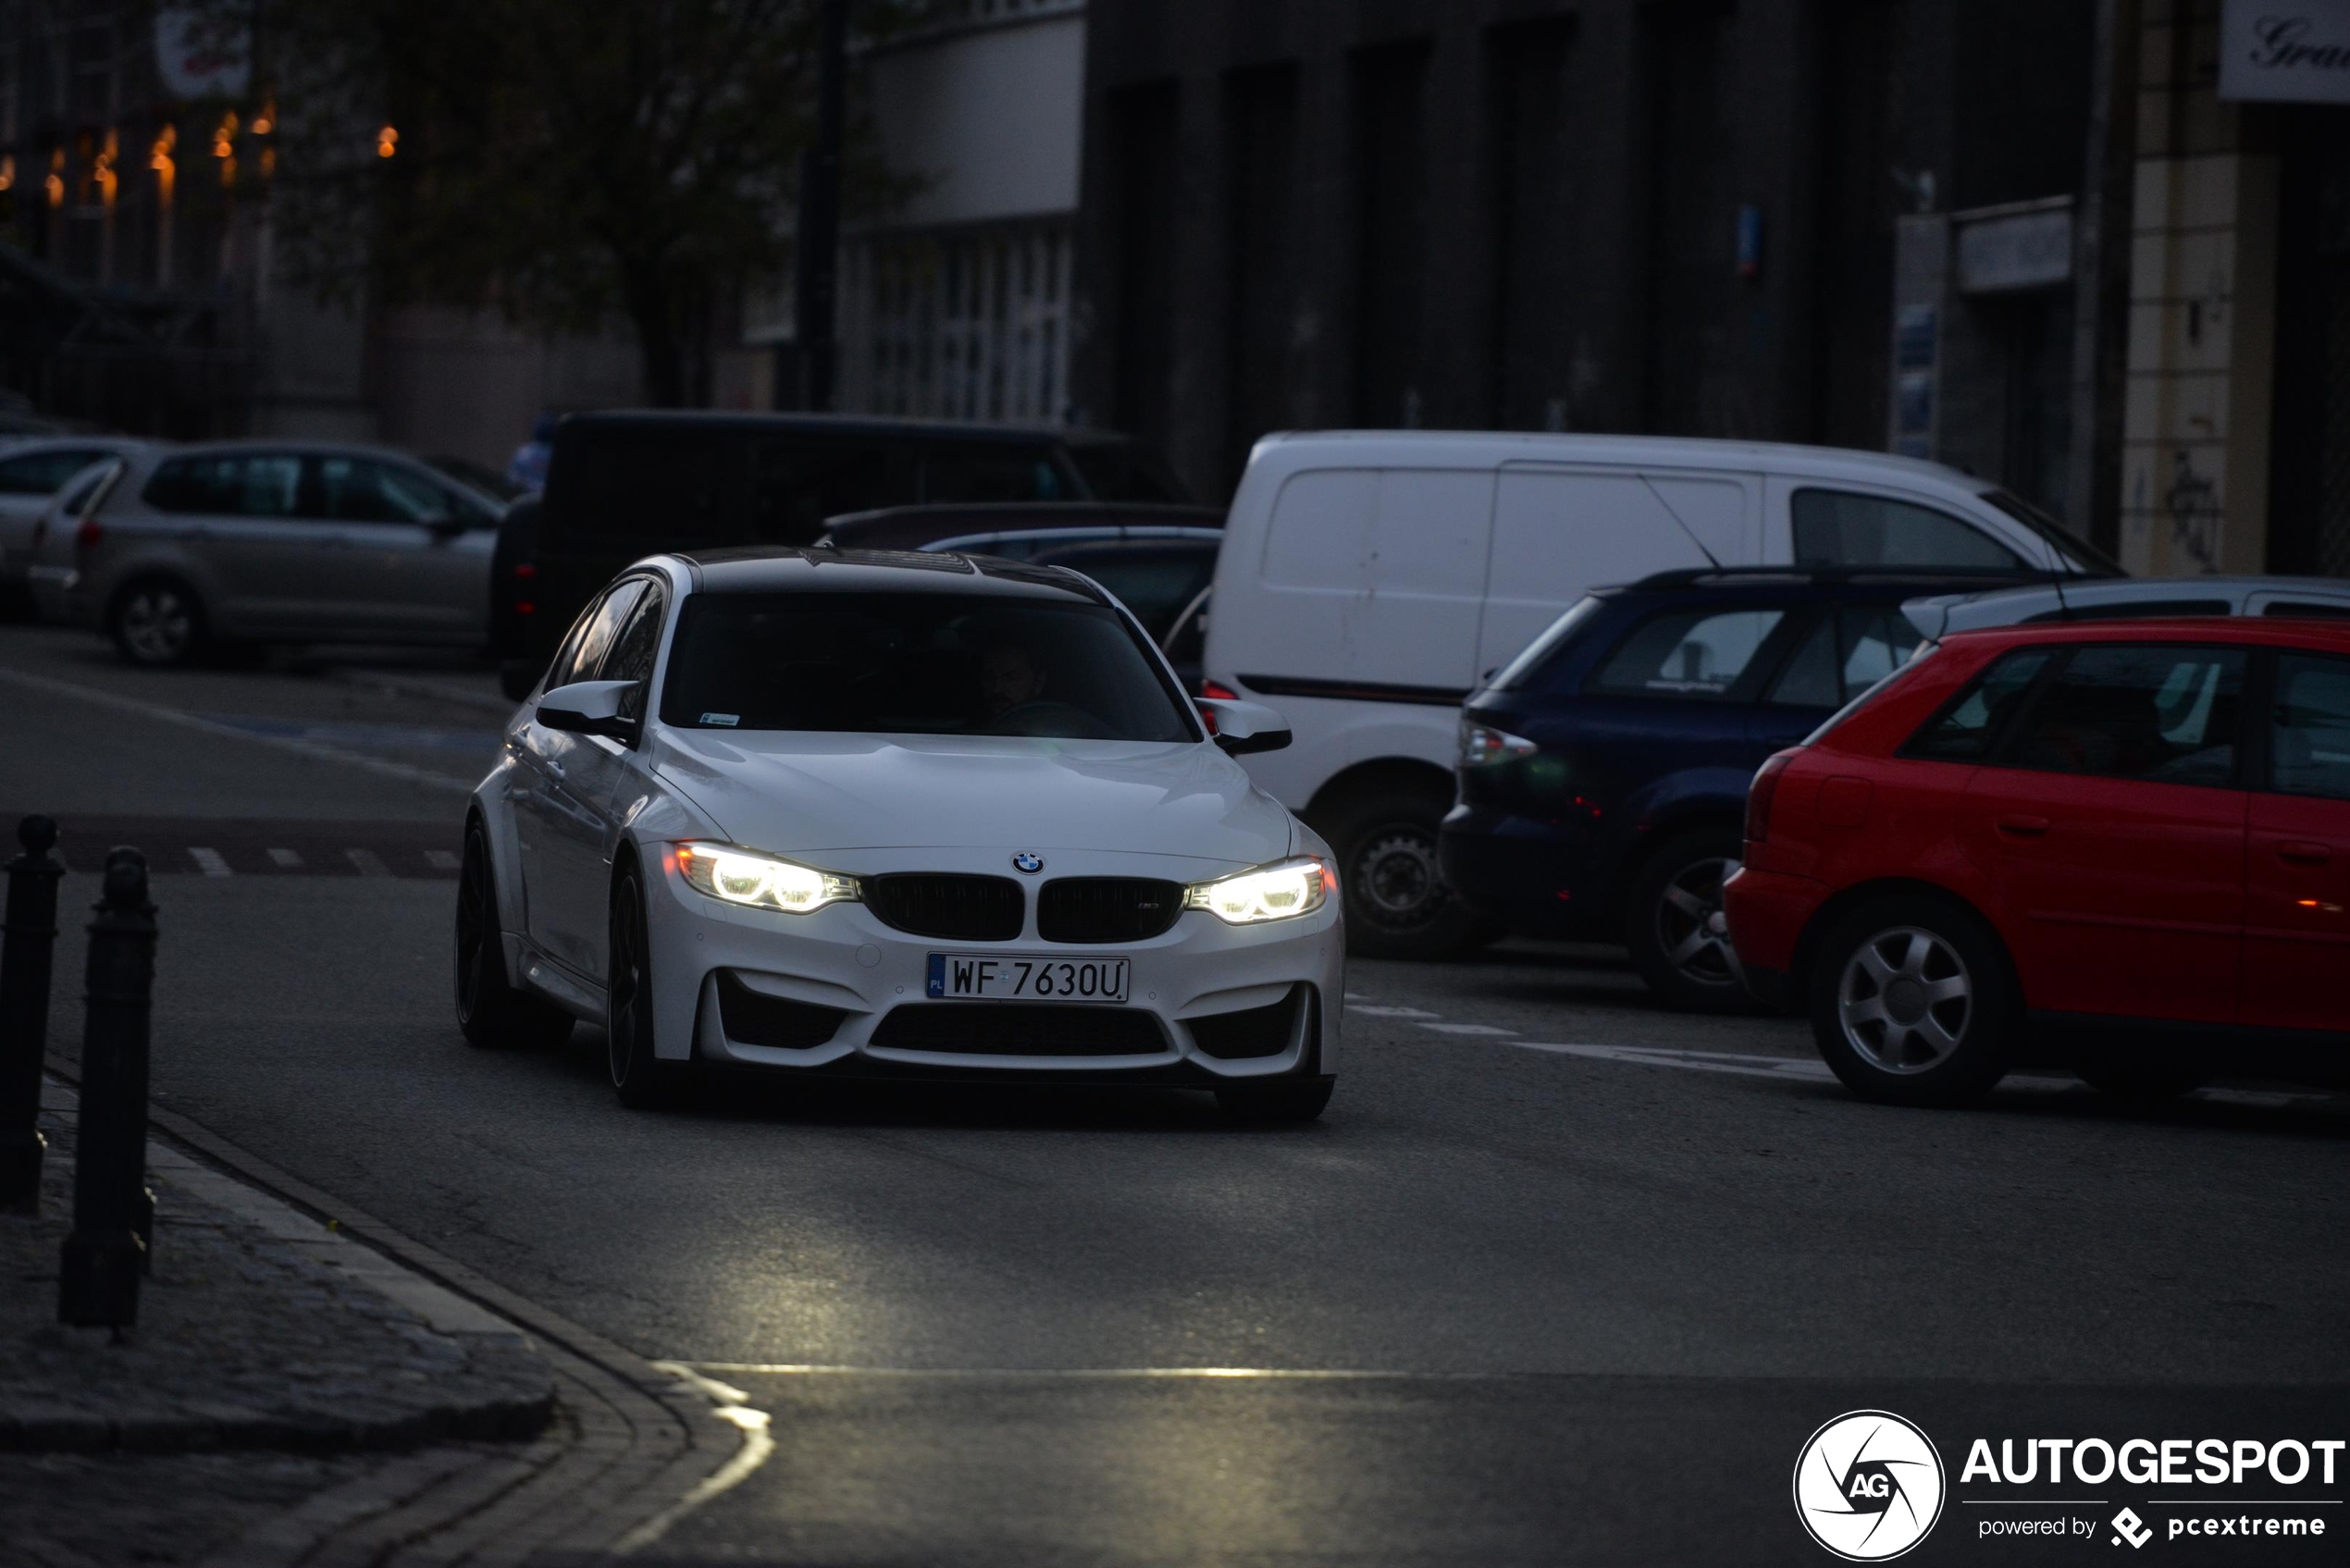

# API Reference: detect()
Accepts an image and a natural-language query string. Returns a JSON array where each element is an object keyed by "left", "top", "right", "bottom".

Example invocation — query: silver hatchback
[{"left": 57, "top": 441, "right": 505, "bottom": 665}]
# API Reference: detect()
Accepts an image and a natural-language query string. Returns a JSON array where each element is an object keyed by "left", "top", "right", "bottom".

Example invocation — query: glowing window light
[{"left": 376, "top": 124, "right": 398, "bottom": 159}]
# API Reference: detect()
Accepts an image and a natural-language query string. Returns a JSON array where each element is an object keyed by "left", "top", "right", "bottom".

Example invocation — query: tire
[
  {"left": 453, "top": 823, "right": 573, "bottom": 1050},
  {"left": 1809, "top": 893, "right": 2017, "bottom": 1107},
  {"left": 606, "top": 864, "right": 687, "bottom": 1108},
  {"left": 108, "top": 575, "right": 206, "bottom": 667},
  {"left": 1215, "top": 1078, "right": 1335, "bottom": 1125},
  {"left": 1323, "top": 787, "right": 1497, "bottom": 961},
  {"left": 1623, "top": 828, "right": 1756, "bottom": 1013},
  {"left": 2073, "top": 1056, "right": 2208, "bottom": 1102}
]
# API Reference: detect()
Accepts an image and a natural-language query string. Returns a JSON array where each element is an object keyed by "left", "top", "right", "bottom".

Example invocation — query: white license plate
[{"left": 926, "top": 954, "right": 1130, "bottom": 1003}]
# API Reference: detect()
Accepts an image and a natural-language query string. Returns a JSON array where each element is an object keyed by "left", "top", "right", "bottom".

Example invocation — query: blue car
[{"left": 1438, "top": 569, "right": 2046, "bottom": 1010}]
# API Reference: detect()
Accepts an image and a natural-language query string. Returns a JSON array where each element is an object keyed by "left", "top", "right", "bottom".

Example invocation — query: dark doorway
[
  {"left": 2269, "top": 104, "right": 2350, "bottom": 577},
  {"left": 1348, "top": 41, "right": 1432, "bottom": 428}
]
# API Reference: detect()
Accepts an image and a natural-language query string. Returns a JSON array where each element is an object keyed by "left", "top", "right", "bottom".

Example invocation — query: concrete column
[{"left": 2118, "top": 0, "right": 2279, "bottom": 576}]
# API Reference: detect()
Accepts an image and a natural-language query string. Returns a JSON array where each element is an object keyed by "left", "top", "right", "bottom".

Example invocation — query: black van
[{"left": 525, "top": 412, "right": 1188, "bottom": 674}]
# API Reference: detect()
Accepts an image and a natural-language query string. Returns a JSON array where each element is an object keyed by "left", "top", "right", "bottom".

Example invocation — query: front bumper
[{"left": 645, "top": 846, "right": 1345, "bottom": 1082}]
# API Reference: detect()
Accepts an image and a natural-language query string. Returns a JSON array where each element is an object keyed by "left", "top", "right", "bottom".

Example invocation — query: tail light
[
  {"left": 74, "top": 515, "right": 104, "bottom": 551},
  {"left": 1746, "top": 750, "right": 1798, "bottom": 845},
  {"left": 1459, "top": 722, "right": 1538, "bottom": 769},
  {"left": 1200, "top": 680, "right": 1239, "bottom": 701}
]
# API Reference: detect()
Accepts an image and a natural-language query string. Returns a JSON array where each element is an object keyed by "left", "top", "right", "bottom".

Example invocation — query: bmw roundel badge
[{"left": 1012, "top": 852, "right": 1044, "bottom": 874}]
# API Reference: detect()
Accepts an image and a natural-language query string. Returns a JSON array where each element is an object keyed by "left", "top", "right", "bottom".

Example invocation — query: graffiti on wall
[{"left": 2165, "top": 449, "right": 2224, "bottom": 574}]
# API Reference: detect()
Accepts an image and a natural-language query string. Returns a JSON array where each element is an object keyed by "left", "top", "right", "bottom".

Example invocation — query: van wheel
[
  {"left": 1624, "top": 830, "right": 1756, "bottom": 1013},
  {"left": 1810, "top": 893, "right": 2016, "bottom": 1107},
  {"left": 109, "top": 576, "right": 206, "bottom": 667},
  {"left": 1323, "top": 788, "right": 1496, "bottom": 961}
]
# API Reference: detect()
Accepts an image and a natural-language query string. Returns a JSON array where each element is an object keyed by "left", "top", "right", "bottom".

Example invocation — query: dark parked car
[
  {"left": 526, "top": 414, "right": 1188, "bottom": 678},
  {"left": 1438, "top": 569, "right": 2051, "bottom": 1010},
  {"left": 819, "top": 501, "right": 1223, "bottom": 691},
  {"left": 490, "top": 494, "right": 543, "bottom": 698}
]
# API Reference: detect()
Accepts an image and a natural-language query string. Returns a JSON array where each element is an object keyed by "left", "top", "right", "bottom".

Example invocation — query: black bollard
[
  {"left": 59, "top": 848, "right": 158, "bottom": 1329},
  {"left": 0, "top": 814, "right": 64, "bottom": 1213}
]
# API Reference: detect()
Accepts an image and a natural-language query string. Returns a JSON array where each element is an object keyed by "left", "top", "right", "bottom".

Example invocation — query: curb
[
  {"left": 40, "top": 1057, "right": 768, "bottom": 1563},
  {"left": 4, "top": 1080, "right": 554, "bottom": 1457}
]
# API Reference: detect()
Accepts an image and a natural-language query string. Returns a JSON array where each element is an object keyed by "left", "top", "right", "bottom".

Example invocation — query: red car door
[
  {"left": 1959, "top": 642, "right": 2250, "bottom": 1024},
  {"left": 2243, "top": 651, "right": 2350, "bottom": 1034}
]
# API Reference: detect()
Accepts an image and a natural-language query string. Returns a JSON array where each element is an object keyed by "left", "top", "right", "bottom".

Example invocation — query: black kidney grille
[
  {"left": 869, "top": 1004, "right": 1168, "bottom": 1056},
  {"left": 1035, "top": 878, "right": 1184, "bottom": 944},
  {"left": 865, "top": 874, "right": 1024, "bottom": 941}
]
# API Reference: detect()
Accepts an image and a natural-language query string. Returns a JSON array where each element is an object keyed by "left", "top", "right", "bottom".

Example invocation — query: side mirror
[
  {"left": 538, "top": 679, "right": 637, "bottom": 739},
  {"left": 1200, "top": 697, "right": 1291, "bottom": 756}
]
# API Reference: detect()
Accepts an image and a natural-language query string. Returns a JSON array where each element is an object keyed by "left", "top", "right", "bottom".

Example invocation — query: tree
[{"left": 231, "top": 0, "right": 921, "bottom": 405}]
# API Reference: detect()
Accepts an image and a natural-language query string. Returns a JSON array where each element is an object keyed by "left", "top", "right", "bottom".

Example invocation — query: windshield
[
  {"left": 660, "top": 591, "right": 1201, "bottom": 742},
  {"left": 1982, "top": 488, "right": 2125, "bottom": 577}
]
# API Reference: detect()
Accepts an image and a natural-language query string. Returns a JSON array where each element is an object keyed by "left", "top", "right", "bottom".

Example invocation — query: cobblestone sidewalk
[{"left": 1, "top": 1089, "right": 557, "bottom": 1564}]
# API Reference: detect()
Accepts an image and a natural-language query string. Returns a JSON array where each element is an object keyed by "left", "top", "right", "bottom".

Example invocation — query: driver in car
[{"left": 979, "top": 641, "right": 1050, "bottom": 722}]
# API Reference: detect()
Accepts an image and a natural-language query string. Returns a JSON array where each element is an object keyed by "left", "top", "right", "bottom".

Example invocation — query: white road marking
[
  {"left": 0, "top": 663, "right": 476, "bottom": 794},
  {"left": 1347, "top": 1003, "right": 1440, "bottom": 1019},
  {"left": 1417, "top": 1021, "right": 1517, "bottom": 1036},
  {"left": 345, "top": 847, "right": 392, "bottom": 878},
  {"left": 267, "top": 847, "right": 303, "bottom": 868},
  {"left": 423, "top": 848, "right": 459, "bottom": 871},
  {"left": 187, "top": 846, "right": 232, "bottom": 878},
  {"left": 1484, "top": 1041, "right": 2341, "bottom": 1107}
]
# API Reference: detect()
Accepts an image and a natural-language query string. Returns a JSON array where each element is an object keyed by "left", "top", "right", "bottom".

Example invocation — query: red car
[{"left": 1725, "top": 619, "right": 2350, "bottom": 1106}]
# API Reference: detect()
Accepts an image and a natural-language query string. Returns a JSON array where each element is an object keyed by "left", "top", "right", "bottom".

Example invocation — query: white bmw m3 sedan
[{"left": 455, "top": 547, "right": 1342, "bottom": 1120}]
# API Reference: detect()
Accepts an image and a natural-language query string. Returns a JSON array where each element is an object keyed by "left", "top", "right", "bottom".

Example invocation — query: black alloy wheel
[
  {"left": 109, "top": 576, "right": 205, "bottom": 667},
  {"left": 606, "top": 868, "right": 685, "bottom": 1107},
  {"left": 1624, "top": 830, "right": 1759, "bottom": 1013}
]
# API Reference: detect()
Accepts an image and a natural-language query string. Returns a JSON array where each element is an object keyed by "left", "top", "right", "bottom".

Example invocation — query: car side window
[
  {"left": 548, "top": 580, "right": 647, "bottom": 692},
  {"left": 143, "top": 453, "right": 304, "bottom": 518},
  {"left": 1902, "top": 649, "right": 2054, "bottom": 760},
  {"left": 2006, "top": 645, "right": 2247, "bottom": 786},
  {"left": 1792, "top": 488, "right": 2025, "bottom": 571},
  {"left": 1589, "top": 608, "right": 1786, "bottom": 699},
  {"left": 0, "top": 448, "right": 107, "bottom": 494},
  {"left": 600, "top": 586, "right": 668, "bottom": 724},
  {"left": 1764, "top": 613, "right": 1840, "bottom": 708},
  {"left": 2270, "top": 653, "right": 2350, "bottom": 801},
  {"left": 314, "top": 457, "right": 452, "bottom": 524}
]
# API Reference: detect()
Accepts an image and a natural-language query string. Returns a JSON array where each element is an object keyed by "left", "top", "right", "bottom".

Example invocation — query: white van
[{"left": 1202, "top": 431, "right": 2111, "bottom": 957}]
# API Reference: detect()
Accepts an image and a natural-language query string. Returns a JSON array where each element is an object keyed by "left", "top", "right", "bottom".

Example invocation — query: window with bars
[{"left": 841, "top": 221, "right": 1075, "bottom": 425}]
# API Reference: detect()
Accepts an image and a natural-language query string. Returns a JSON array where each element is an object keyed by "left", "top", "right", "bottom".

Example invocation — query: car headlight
[
  {"left": 1184, "top": 857, "right": 1333, "bottom": 924},
  {"left": 675, "top": 843, "right": 860, "bottom": 913}
]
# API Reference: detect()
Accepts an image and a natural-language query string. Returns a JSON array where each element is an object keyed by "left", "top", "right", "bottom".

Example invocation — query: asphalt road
[{"left": 5, "top": 620, "right": 2346, "bottom": 1566}]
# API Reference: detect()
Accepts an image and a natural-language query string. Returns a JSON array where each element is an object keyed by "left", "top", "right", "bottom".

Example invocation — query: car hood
[{"left": 649, "top": 730, "right": 1294, "bottom": 869}]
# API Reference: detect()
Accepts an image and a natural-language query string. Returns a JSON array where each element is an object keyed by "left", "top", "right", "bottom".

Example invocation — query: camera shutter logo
[{"left": 1793, "top": 1410, "right": 1946, "bottom": 1561}]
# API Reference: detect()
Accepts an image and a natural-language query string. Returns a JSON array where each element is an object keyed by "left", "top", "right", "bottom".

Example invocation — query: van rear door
[
  {"left": 1254, "top": 467, "right": 1495, "bottom": 696},
  {"left": 1475, "top": 466, "right": 1728, "bottom": 678}
]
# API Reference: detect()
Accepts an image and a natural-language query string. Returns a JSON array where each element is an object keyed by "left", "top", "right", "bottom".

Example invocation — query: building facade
[
  {"left": 2120, "top": 0, "right": 2350, "bottom": 580},
  {"left": 1070, "top": 0, "right": 2119, "bottom": 530},
  {"left": 835, "top": 0, "right": 1089, "bottom": 426}
]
